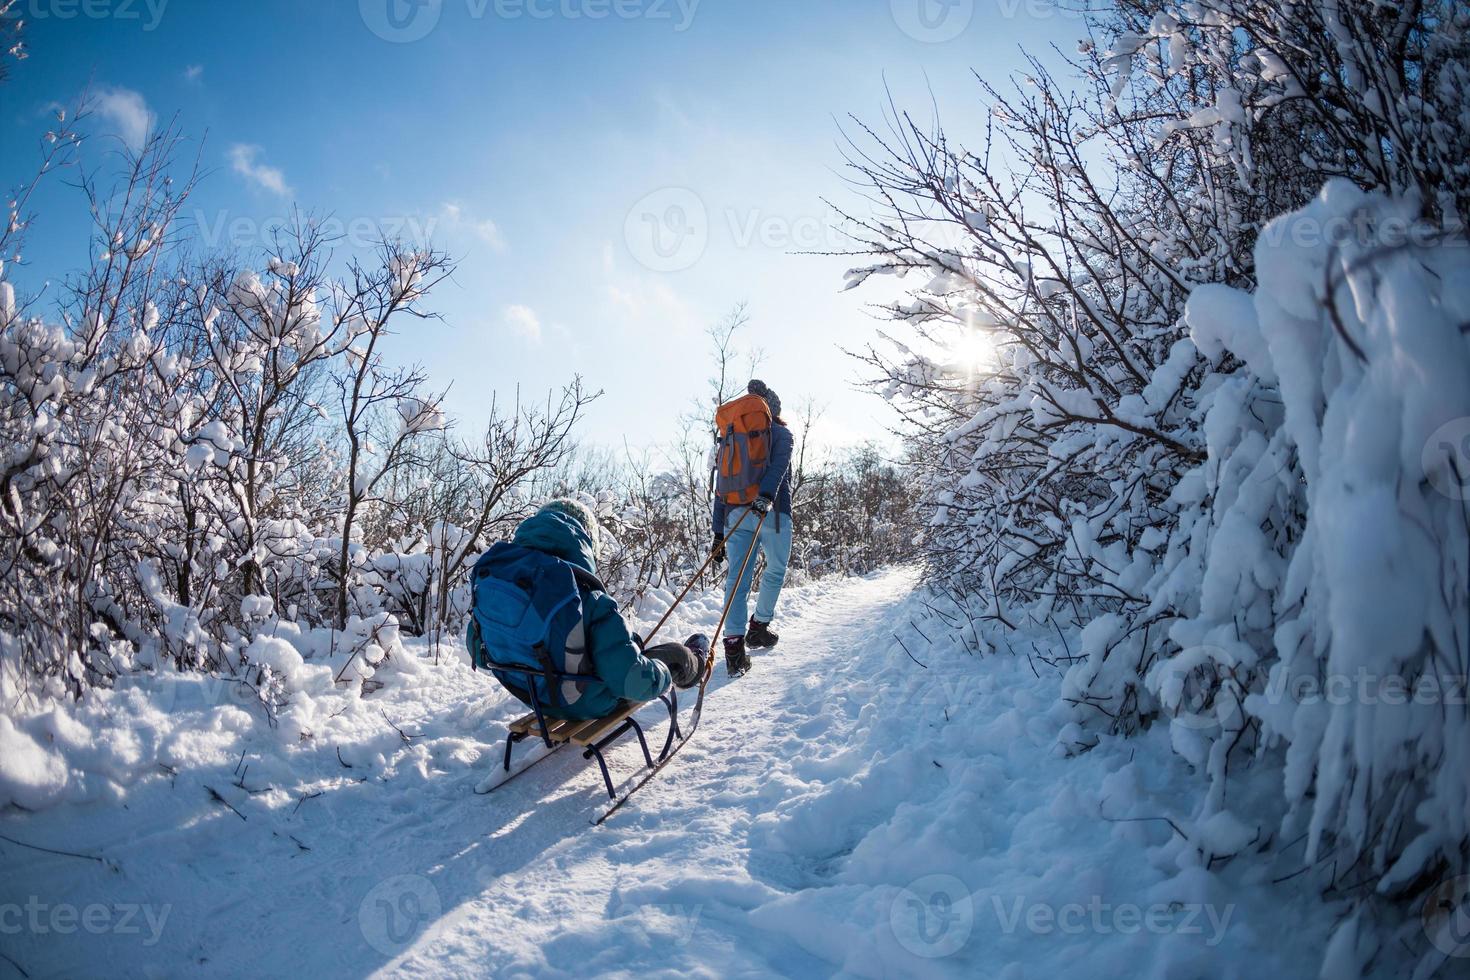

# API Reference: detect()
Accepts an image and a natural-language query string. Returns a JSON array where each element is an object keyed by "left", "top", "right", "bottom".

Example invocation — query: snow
[
  {"left": 0, "top": 715, "right": 68, "bottom": 810},
  {"left": 1162, "top": 181, "right": 1470, "bottom": 911},
  {"left": 397, "top": 396, "right": 446, "bottom": 435},
  {"left": 1, "top": 570, "right": 1342, "bottom": 977},
  {"left": 239, "top": 595, "right": 274, "bottom": 620}
]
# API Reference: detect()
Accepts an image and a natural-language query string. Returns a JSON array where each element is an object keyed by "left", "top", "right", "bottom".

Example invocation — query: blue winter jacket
[
  {"left": 468, "top": 509, "right": 672, "bottom": 721},
  {"left": 712, "top": 420, "right": 793, "bottom": 536}
]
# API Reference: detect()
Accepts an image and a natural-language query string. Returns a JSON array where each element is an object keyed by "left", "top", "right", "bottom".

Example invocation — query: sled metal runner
[
  {"left": 487, "top": 661, "right": 683, "bottom": 800},
  {"left": 474, "top": 735, "right": 565, "bottom": 794},
  {"left": 593, "top": 666, "right": 707, "bottom": 824}
]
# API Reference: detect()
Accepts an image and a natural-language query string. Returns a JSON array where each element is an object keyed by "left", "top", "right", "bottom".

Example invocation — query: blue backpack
[{"left": 468, "top": 542, "right": 602, "bottom": 713}]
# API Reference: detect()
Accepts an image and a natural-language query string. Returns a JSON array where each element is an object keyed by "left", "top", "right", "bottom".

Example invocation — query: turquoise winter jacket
[{"left": 471, "top": 508, "right": 672, "bottom": 721}]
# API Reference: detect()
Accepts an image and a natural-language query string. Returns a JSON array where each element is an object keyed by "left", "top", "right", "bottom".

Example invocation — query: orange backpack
[{"left": 713, "top": 392, "right": 773, "bottom": 506}]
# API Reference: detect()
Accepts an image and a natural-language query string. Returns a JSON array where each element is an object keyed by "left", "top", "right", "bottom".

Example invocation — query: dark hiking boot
[
  {"left": 724, "top": 635, "right": 752, "bottom": 678},
  {"left": 747, "top": 618, "right": 779, "bottom": 649}
]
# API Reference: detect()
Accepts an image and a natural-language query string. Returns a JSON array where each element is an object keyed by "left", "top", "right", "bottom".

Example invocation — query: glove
[
  {"left": 750, "top": 496, "right": 773, "bottom": 516},
  {"left": 711, "top": 535, "right": 727, "bottom": 564}
]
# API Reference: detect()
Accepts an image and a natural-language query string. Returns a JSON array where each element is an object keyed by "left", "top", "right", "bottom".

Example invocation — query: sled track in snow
[
  {"left": 4, "top": 566, "right": 1341, "bottom": 979},
  {"left": 381, "top": 569, "right": 919, "bottom": 975}
]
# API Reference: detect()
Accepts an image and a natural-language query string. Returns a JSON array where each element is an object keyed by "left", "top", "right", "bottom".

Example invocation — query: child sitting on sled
[{"left": 467, "top": 498, "right": 705, "bottom": 721}]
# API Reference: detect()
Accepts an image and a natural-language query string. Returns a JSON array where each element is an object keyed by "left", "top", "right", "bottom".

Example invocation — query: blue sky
[{"left": 2, "top": 0, "right": 1083, "bottom": 452}]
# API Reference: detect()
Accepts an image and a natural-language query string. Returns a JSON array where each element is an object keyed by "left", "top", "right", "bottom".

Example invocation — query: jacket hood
[{"left": 512, "top": 507, "right": 599, "bottom": 576}]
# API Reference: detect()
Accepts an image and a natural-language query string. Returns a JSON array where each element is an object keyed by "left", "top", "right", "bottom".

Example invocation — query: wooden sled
[{"left": 488, "top": 669, "right": 683, "bottom": 799}]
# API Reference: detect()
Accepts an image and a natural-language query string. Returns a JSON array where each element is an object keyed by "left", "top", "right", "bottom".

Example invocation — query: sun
[{"left": 946, "top": 327, "right": 996, "bottom": 373}]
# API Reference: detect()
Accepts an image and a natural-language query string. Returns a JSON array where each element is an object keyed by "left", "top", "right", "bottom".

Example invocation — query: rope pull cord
[{"left": 640, "top": 505, "right": 758, "bottom": 648}]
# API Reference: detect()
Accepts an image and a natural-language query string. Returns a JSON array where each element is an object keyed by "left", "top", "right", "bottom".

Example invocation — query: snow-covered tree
[{"left": 842, "top": 0, "right": 1469, "bottom": 971}]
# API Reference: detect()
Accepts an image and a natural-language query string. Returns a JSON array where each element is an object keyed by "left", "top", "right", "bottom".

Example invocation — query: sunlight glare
[{"left": 948, "top": 327, "right": 996, "bottom": 373}]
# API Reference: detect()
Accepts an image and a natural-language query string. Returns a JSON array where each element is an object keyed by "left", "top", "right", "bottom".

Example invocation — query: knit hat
[
  {"left": 538, "top": 496, "right": 602, "bottom": 558},
  {"left": 748, "top": 379, "right": 781, "bottom": 418}
]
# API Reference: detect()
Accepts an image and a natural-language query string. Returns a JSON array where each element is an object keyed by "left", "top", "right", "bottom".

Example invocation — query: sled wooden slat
[
  {"left": 546, "top": 718, "right": 584, "bottom": 741},
  {"left": 569, "top": 704, "right": 643, "bottom": 746},
  {"left": 507, "top": 709, "right": 638, "bottom": 744},
  {"left": 511, "top": 714, "right": 581, "bottom": 741},
  {"left": 507, "top": 713, "right": 542, "bottom": 736},
  {"left": 563, "top": 716, "right": 611, "bottom": 741}
]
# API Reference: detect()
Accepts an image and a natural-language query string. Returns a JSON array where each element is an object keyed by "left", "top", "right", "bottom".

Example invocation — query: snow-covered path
[
  {"left": 379, "top": 567, "right": 923, "bottom": 975},
  {"left": 3, "top": 570, "right": 920, "bottom": 978},
  {"left": 3, "top": 567, "right": 1334, "bottom": 979},
  {"left": 381, "top": 568, "right": 922, "bottom": 977}
]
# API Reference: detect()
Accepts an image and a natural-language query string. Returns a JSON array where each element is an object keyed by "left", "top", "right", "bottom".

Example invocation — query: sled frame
[{"left": 488, "top": 658, "right": 682, "bottom": 800}]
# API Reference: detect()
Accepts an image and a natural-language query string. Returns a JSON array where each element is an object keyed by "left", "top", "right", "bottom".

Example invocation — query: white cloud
[
  {"left": 607, "top": 279, "right": 686, "bottom": 321},
  {"left": 503, "top": 304, "right": 542, "bottom": 343},
  {"left": 471, "top": 217, "right": 504, "bottom": 249},
  {"left": 228, "top": 144, "right": 292, "bottom": 197},
  {"left": 94, "top": 86, "right": 155, "bottom": 153},
  {"left": 602, "top": 244, "right": 693, "bottom": 330},
  {"left": 184, "top": 64, "right": 204, "bottom": 83},
  {"left": 440, "top": 202, "right": 506, "bottom": 251}
]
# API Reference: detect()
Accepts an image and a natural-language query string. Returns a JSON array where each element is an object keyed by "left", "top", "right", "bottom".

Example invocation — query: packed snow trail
[
  {"left": 3, "top": 568, "right": 1337, "bottom": 978},
  {"left": 391, "top": 569, "right": 922, "bottom": 976}
]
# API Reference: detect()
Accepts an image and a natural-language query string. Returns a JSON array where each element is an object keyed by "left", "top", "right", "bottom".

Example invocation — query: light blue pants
[{"left": 722, "top": 505, "right": 793, "bottom": 638}]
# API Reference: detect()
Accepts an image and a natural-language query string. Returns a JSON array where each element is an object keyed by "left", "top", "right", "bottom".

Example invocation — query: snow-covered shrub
[
  {"left": 841, "top": 33, "right": 1220, "bottom": 643},
  {"left": 364, "top": 521, "right": 482, "bottom": 642},
  {"left": 0, "top": 114, "right": 457, "bottom": 699},
  {"left": 843, "top": 0, "right": 1469, "bottom": 970},
  {"left": 1148, "top": 181, "right": 1470, "bottom": 961},
  {"left": 788, "top": 443, "right": 919, "bottom": 577},
  {"left": 0, "top": 119, "right": 199, "bottom": 694},
  {"left": 0, "top": 112, "right": 612, "bottom": 717}
]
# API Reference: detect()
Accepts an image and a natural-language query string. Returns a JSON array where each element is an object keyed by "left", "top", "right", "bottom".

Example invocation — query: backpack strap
[
  {"left": 557, "top": 564, "right": 606, "bottom": 705},
  {"left": 568, "top": 565, "right": 607, "bottom": 595}
]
